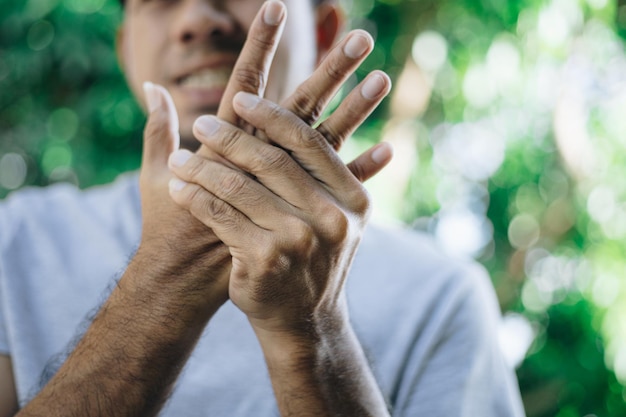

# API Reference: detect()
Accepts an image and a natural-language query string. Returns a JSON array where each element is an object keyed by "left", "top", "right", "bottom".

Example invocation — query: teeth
[{"left": 180, "top": 68, "right": 231, "bottom": 89}]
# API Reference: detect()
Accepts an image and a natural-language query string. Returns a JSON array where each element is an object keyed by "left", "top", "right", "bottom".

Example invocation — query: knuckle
[
  {"left": 216, "top": 127, "right": 242, "bottom": 157},
  {"left": 184, "top": 156, "right": 205, "bottom": 183},
  {"left": 191, "top": 188, "right": 229, "bottom": 222},
  {"left": 320, "top": 206, "right": 350, "bottom": 244},
  {"left": 350, "top": 187, "right": 372, "bottom": 217},
  {"left": 290, "top": 89, "right": 325, "bottom": 125},
  {"left": 255, "top": 146, "right": 291, "bottom": 174},
  {"left": 288, "top": 121, "right": 323, "bottom": 148},
  {"left": 182, "top": 183, "right": 204, "bottom": 210},
  {"left": 265, "top": 102, "right": 286, "bottom": 124},
  {"left": 316, "top": 124, "right": 341, "bottom": 150},
  {"left": 347, "top": 160, "right": 367, "bottom": 183},
  {"left": 257, "top": 249, "right": 290, "bottom": 280},
  {"left": 248, "top": 34, "right": 276, "bottom": 53},
  {"left": 217, "top": 171, "right": 247, "bottom": 199},
  {"left": 287, "top": 218, "right": 317, "bottom": 255},
  {"left": 324, "top": 59, "right": 345, "bottom": 84},
  {"left": 233, "top": 64, "right": 266, "bottom": 92}
]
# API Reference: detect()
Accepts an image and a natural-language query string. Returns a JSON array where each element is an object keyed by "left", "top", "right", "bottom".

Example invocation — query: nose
[{"left": 172, "top": 1, "right": 236, "bottom": 45}]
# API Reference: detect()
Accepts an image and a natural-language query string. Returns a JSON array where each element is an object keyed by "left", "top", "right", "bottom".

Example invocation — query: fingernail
[
  {"left": 371, "top": 143, "right": 393, "bottom": 164},
  {"left": 234, "top": 92, "right": 260, "bottom": 109},
  {"left": 169, "top": 177, "right": 188, "bottom": 193},
  {"left": 143, "top": 81, "right": 161, "bottom": 113},
  {"left": 195, "top": 116, "right": 220, "bottom": 137},
  {"left": 344, "top": 33, "right": 371, "bottom": 59},
  {"left": 169, "top": 149, "right": 192, "bottom": 168},
  {"left": 361, "top": 73, "right": 387, "bottom": 100},
  {"left": 264, "top": 1, "right": 285, "bottom": 26}
]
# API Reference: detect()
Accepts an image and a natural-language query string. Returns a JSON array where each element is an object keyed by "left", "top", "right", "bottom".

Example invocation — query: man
[{"left": 0, "top": 0, "right": 525, "bottom": 416}]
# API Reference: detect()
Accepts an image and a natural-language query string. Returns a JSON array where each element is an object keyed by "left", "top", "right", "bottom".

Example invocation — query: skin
[
  {"left": 0, "top": 358, "right": 17, "bottom": 416},
  {"left": 120, "top": 0, "right": 320, "bottom": 147},
  {"left": 169, "top": 90, "right": 391, "bottom": 415},
  {"left": 4, "top": 1, "right": 393, "bottom": 416}
]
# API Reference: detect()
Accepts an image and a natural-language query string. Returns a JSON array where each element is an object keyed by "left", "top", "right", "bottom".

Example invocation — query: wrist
[
  {"left": 250, "top": 304, "right": 353, "bottom": 369},
  {"left": 129, "top": 242, "right": 231, "bottom": 321}
]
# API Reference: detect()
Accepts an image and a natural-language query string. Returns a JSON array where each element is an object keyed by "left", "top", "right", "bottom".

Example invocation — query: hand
[
  {"left": 197, "top": 1, "right": 388, "bottom": 178},
  {"left": 166, "top": 93, "right": 393, "bottom": 417},
  {"left": 167, "top": 91, "right": 392, "bottom": 334},
  {"left": 136, "top": 1, "right": 291, "bottom": 304},
  {"left": 140, "top": 1, "right": 391, "bottom": 304}
]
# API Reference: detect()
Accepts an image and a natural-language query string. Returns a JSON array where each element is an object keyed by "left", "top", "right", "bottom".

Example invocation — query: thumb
[{"left": 142, "top": 82, "right": 180, "bottom": 175}]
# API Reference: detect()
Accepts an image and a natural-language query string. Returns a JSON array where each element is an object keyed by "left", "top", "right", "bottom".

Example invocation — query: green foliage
[
  {"left": 352, "top": 0, "right": 626, "bottom": 415},
  {"left": 519, "top": 300, "right": 626, "bottom": 416},
  {"left": 0, "top": 0, "right": 142, "bottom": 198}
]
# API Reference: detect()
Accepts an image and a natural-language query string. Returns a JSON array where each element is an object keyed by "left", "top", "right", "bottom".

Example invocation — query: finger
[
  {"left": 346, "top": 142, "right": 393, "bottom": 183},
  {"left": 196, "top": 1, "right": 285, "bottom": 164},
  {"left": 142, "top": 82, "right": 180, "bottom": 177},
  {"left": 168, "top": 176, "right": 264, "bottom": 249},
  {"left": 193, "top": 115, "right": 325, "bottom": 209},
  {"left": 280, "top": 30, "right": 373, "bottom": 126},
  {"left": 216, "top": 0, "right": 286, "bottom": 128},
  {"left": 168, "top": 149, "right": 296, "bottom": 229},
  {"left": 232, "top": 92, "right": 361, "bottom": 196},
  {"left": 317, "top": 71, "right": 391, "bottom": 151}
]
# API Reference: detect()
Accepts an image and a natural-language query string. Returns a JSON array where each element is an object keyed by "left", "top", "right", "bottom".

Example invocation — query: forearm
[
  {"left": 253, "top": 305, "right": 390, "bottom": 417},
  {"left": 18, "top": 245, "right": 230, "bottom": 417}
]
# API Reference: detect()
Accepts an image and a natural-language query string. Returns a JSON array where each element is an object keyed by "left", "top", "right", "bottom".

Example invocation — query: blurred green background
[{"left": 2, "top": 0, "right": 626, "bottom": 415}]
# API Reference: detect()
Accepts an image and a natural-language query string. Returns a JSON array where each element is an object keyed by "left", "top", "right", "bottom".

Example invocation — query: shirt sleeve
[{"left": 393, "top": 263, "right": 525, "bottom": 417}]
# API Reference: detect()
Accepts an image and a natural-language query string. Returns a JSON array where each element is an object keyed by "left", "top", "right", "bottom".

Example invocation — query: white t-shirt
[{"left": 0, "top": 173, "right": 525, "bottom": 416}]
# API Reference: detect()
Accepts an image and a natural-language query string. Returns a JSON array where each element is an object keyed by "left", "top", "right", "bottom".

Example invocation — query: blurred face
[{"left": 118, "top": 0, "right": 323, "bottom": 148}]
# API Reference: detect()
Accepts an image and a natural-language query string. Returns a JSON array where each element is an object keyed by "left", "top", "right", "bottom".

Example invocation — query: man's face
[{"left": 119, "top": 0, "right": 321, "bottom": 148}]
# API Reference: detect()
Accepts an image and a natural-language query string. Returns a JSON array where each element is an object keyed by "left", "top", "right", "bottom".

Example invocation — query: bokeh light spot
[
  {"left": 592, "top": 273, "right": 621, "bottom": 308},
  {"left": 613, "top": 347, "right": 626, "bottom": 385},
  {"left": 587, "top": 0, "right": 608, "bottom": 10},
  {"left": 508, "top": 213, "right": 540, "bottom": 249},
  {"left": 521, "top": 279, "right": 552, "bottom": 313},
  {"left": 435, "top": 209, "right": 492, "bottom": 258},
  {"left": 538, "top": 9, "right": 567, "bottom": 46},
  {"left": 587, "top": 186, "right": 616, "bottom": 224},
  {"left": 412, "top": 31, "right": 448, "bottom": 73},
  {"left": 27, "top": 20, "right": 54, "bottom": 52},
  {"left": 48, "top": 166, "right": 78, "bottom": 185},
  {"left": 463, "top": 64, "right": 497, "bottom": 108},
  {"left": 342, "top": 0, "right": 375, "bottom": 17},
  {"left": 486, "top": 37, "right": 521, "bottom": 94},
  {"left": 114, "top": 100, "right": 137, "bottom": 132},
  {"left": 47, "top": 108, "right": 79, "bottom": 142},
  {"left": 0, "top": 153, "right": 27, "bottom": 190},
  {"left": 42, "top": 143, "right": 73, "bottom": 176}
]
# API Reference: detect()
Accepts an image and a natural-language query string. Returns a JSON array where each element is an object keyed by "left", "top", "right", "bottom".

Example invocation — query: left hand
[{"left": 167, "top": 91, "right": 392, "bottom": 334}]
